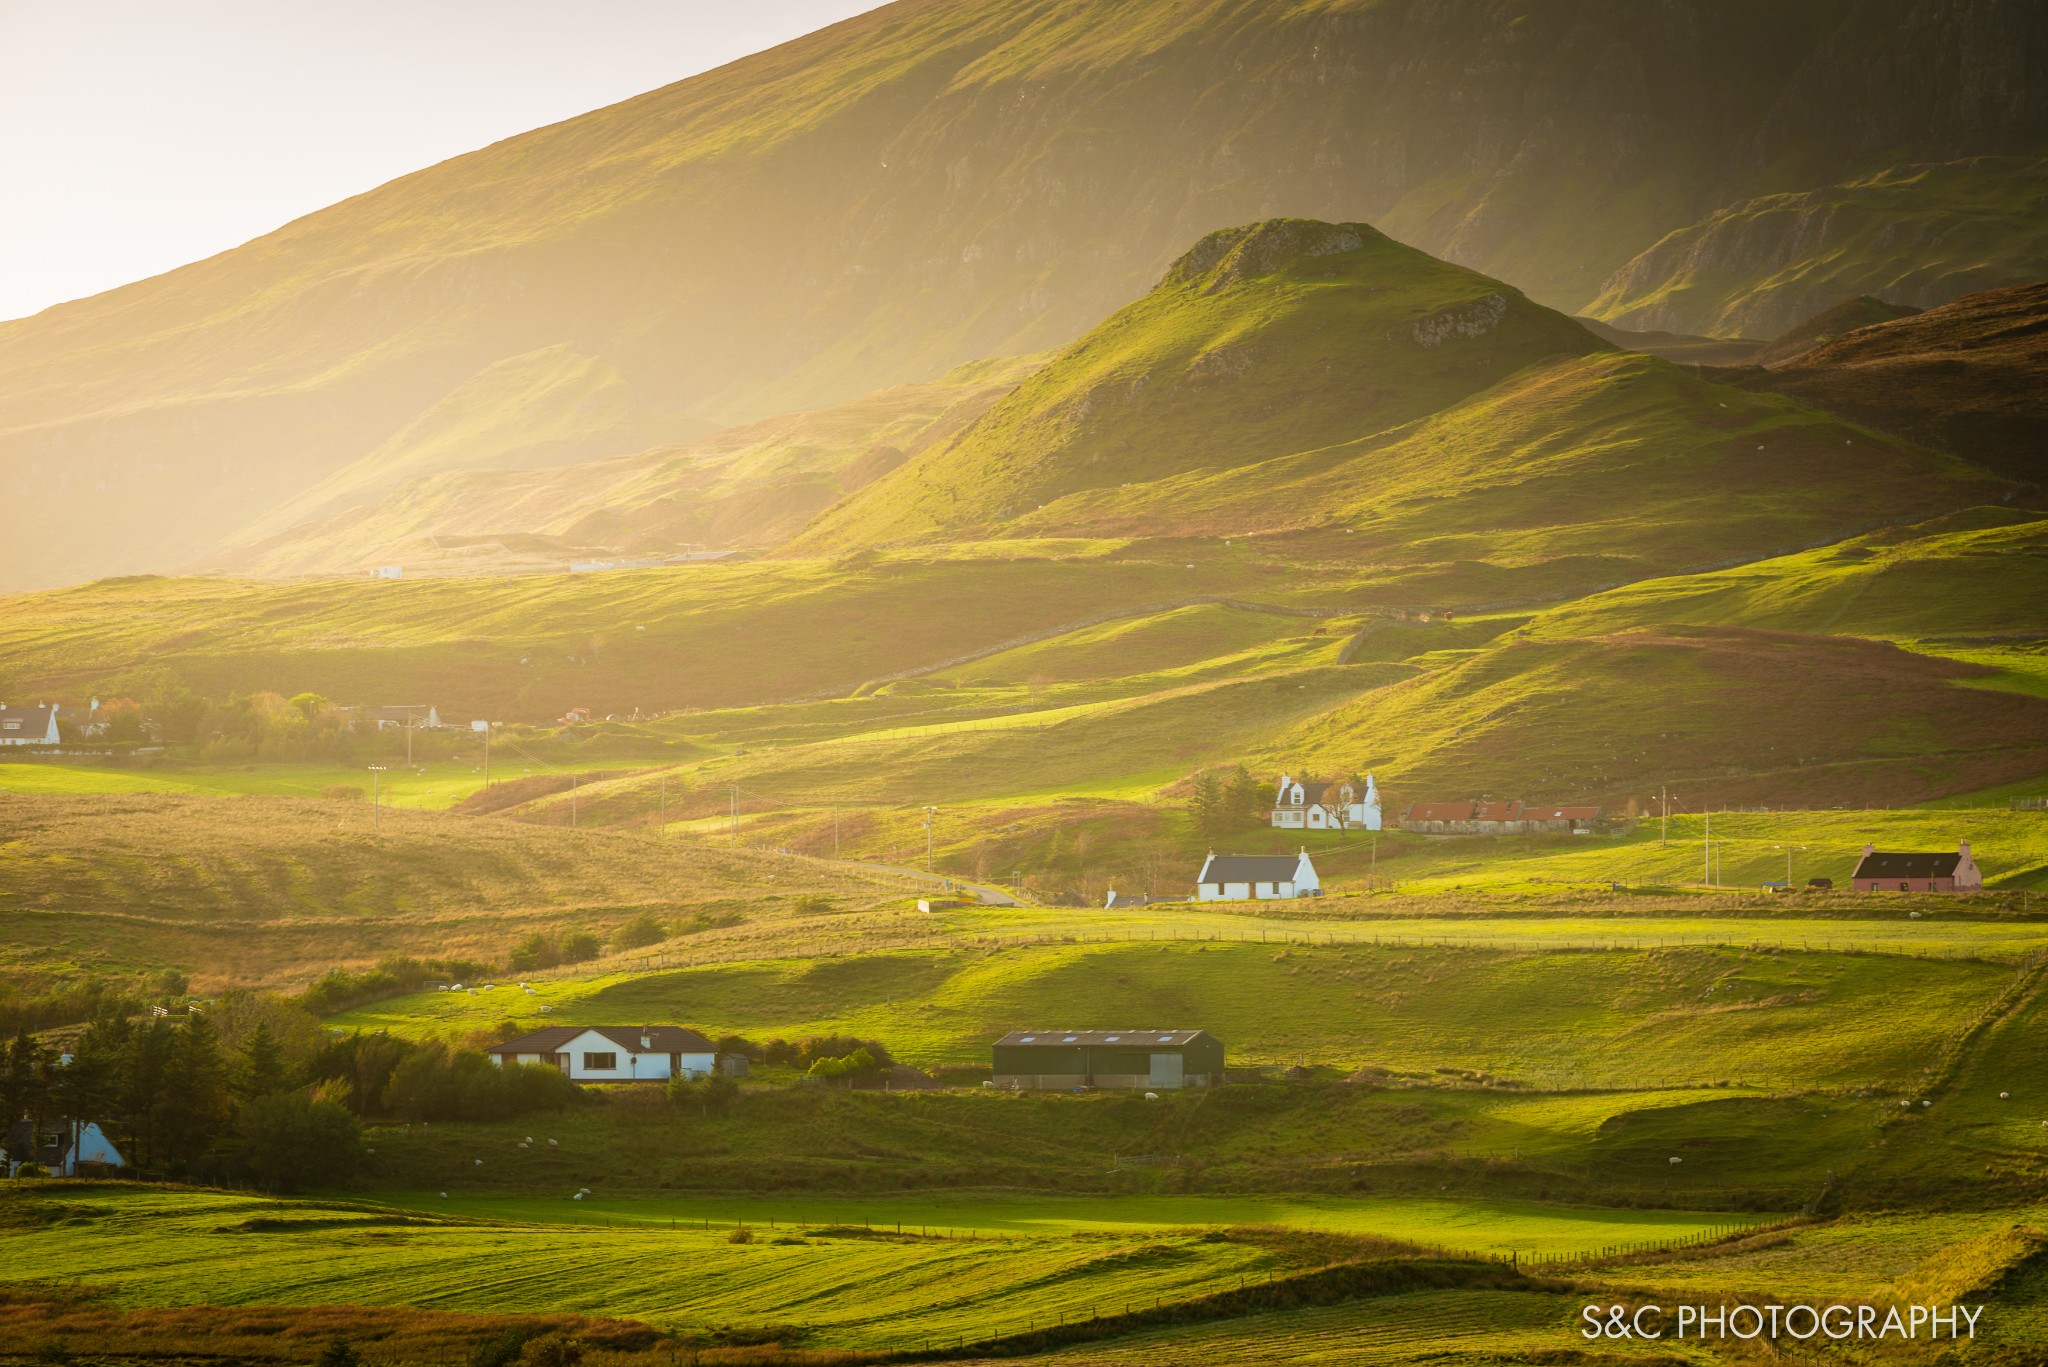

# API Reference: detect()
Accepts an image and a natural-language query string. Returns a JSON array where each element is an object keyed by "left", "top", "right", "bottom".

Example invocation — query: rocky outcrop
[{"left": 1408, "top": 295, "right": 1508, "bottom": 349}]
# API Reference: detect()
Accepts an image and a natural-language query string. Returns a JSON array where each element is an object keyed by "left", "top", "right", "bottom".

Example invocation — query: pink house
[{"left": 1851, "top": 841, "right": 1983, "bottom": 893}]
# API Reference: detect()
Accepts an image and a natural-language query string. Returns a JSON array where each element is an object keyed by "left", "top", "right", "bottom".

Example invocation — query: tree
[
  {"left": 238, "top": 1021, "right": 288, "bottom": 1099},
  {"left": 156, "top": 1014, "right": 231, "bottom": 1174},
  {"left": 1187, "top": 770, "right": 1224, "bottom": 841},
  {"left": 558, "top": 932, "right": 602, "bottom": 964},
  {"left": 1222, "top": 765, "right": 1267, "bottom": 827},
  {"left": 231, "top": 1092, "right": 363, "bottom": 1192}
]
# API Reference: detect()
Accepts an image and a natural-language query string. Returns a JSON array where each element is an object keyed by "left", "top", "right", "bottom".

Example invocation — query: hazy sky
[{"left": 0, "top": 1, "right": 887, "bottom": 321}]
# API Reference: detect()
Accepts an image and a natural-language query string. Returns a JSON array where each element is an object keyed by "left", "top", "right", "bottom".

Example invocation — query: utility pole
[
  {"left": 923, "top": 805, "right": 938, "bottom": 873},
  {"left": 405, "top": 715, "right": 414, "bottom": 767},
  {"left": 1371, "top": 834, "right": 1378, "bottom": 889},
  {"left": 1659, "top": 785, "right": 1667, "bottom": 847},
  {"left": 571, "top": 774, "right": 578, "bottom": 829},
  {"left": 368, "top": 764, "right": 386, "bottom": 832},
  {"left": 483, "top": 723, "right": 491, "bottom": 787},
  {"left": 1703, "top": 809, "right": 1711, "bottom": 887},
  {"left": 729, "top": 786, "right": 738, "bottom": 843}
]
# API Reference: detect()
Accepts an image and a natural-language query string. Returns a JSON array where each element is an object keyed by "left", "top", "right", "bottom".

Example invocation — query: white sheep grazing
[
  {"left": 1921, "top": 1100, "right": 1932, "bottom": 1108},
  {"left": 440, "top": 1192, "right": 448, "bottom": 1199},
  {"left": 572, "top": 1193, "right": 584, "bottom": 1201},
  {"left": 474, "top": 1158, "right": 484, "bottom": 1165},
  {"left": 548, "top": 1139, "right": 559, "bottom": 1147},
  {"left": 1144, "top": 1092, "right": 1159, "bottom": 1101},
  {"left": 2001, "top": 1092, "right": 2011, "bottom": 1100},
  {"left": 1669, "top": 1157, "right": 1682, "bottom": 1164}
]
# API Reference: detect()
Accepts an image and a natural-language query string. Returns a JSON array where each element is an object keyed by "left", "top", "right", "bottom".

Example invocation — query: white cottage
[
  {"left": 1271, "top": 773, "right": 1381, "bottom": 831},
  {"left": 4, "top": 1119, "right": 124, "bottom": 1175},
  {"left": 0, "top": 703, "right": 60, "bottom": 746},
  {"left": 485, "top": 1025, "right": 716, "bottom": 1083},
  {"left": 1194, "top": 850, "right": 1321, "bottom": 901}
]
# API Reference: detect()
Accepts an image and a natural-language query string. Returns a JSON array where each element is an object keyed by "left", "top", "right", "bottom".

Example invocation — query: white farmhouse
[
  {"left": 4, "top": 1119, "right": 124, "bottom": 1176},
  {"left": 1194, "top": 850, "right": 1321, "bottom": 901},
  {"left": 1271, "top": 772, "right": 1381, "bottom": 831},
  {"left": 0, "top": 703, "right": 59, "bottom": 746},
  {"left": 485, "top": 1025, "right": 717, "bottom": 1083}
]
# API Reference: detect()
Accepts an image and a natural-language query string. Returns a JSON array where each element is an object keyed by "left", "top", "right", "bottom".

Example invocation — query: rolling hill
[
  {"left": 1589, "top": 156, "right": 2048, "bottom": 338},
  {"left": 805, "top": 218, "right": 2012, "bottom": 571},
  {"left": 1280, "top": 624, "right": 2048, "bottom": 809},
  {"left": 2, "top": 0, "right": 2043, "bottom": 590},
  {"left": 201, "top": 356, "right": 1039, "bottom": 578},
  {"left": 1728, "top": 280, "right": 2048, "bottom": 483}
]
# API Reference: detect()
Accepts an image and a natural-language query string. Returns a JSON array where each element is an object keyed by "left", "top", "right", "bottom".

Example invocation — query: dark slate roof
[
  {"left": 995, "top": 1030, "right": 1210, "bottom": 1047},
  {"left": 0, "top": 704, "right": 57, "bottom": 737},
  {"left": 1853, "top": 852, "right": 1962, "bottom": 879},
  {"left": 1200, "top": 854, "right": 1304, "bottom": 883},
  {"left": 487, "top": 1025, "right": 716, "bottom": 1055}
]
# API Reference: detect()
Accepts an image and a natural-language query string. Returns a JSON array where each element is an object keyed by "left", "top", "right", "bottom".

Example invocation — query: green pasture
[
  {"left": 0, "top": 758, "right": 487, "bottom": 809},
  {"left": 0, "top": 1186, "right": 1271, "bottom": 1349},
  {"left": 1378, "top": 808, "right": 2048, "bottom": 893},
  {"left": 372, "top": 1190, "right": 1768, "bottom": 1257},
  {"left": 335, "top": 937, "right": 2022, "bottom": 1088}
]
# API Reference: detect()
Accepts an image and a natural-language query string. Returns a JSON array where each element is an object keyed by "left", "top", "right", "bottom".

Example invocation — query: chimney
[
  {"left": 1959, "top": 839, "right": 1972, "bottom": 858},
  {"left": 1862, "top": 843, "right": 1875, "bottom": 859}
]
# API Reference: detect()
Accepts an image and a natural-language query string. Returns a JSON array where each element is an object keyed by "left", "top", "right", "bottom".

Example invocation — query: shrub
[
  {"left": 11, "top": 1163, "right": 46, "bottom": 1178},
  {"left": 522, "top": 1339, "right": 582, "bottom": 1367},
  {"left": 315, "top": 1336, "right": 363, "bottom": 1367},
  {"left": 468, "top": 1331, "right": 527, "bottom": 1367},
  {"left": 726, "top": 1227, "right": 753, "bottom": 1246},
  {"left": 231, "top": 1092, "right": 364, "bottom": 1192},
  {"left": 382, "top": 1043, "right": 584, "bottom": 1122},
  {"left": 668, "top": 1072, "right": 738, "bottom": 1112},
  {"left": 321, "top": 785, "right": 365, "bottom": 802},
  {"left": 558, "top": 932, "right": 602, "bottom": 964},
  {"left": 611, "top": 915, "right": 667, "bottom": 951}
]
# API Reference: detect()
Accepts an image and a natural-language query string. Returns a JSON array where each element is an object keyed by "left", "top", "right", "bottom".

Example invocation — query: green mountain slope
[
  {"left": 805, "top": 219, "right": 2011, "bottom": 577},
  {"left": 1589, "top": 157, "right": 2048, "bottom": 338},
  {"left": 201, "top": 357, "right": 1038, "bottom": 578},
  {"left": 3, "top": 0, "right": 2042, "bottom": 590},
  {"left": 1528, "top": 509, "right": 2048, "bottom": 644},
  {"left": 1281, "top": 625, "right": 2048, "bottom": 809},
  {"left": 798, "top": 220, "right": 1607, "bottom": 549}
]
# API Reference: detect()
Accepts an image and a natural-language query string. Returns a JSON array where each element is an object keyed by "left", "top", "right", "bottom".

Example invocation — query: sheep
[
  {"left": 2001, "top": 1092, "right": 2011, "bottom": 1100},
  {"left": 1144, "top": 1092, "right": 1160, "bottom": 1101},
  {"left": 1669, "top": 1157, "right": 1682, "bottom": 1165},
  {"left": 548, "top": 1139, "right": 559, "bottom": 1147},
  {"left": 474, "top": 1158, "right": 484, "bottom": 1166}
]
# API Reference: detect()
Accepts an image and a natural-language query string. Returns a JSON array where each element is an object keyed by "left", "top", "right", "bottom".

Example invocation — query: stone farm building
[
  {"left": 1195, "top": 851, "right": 1321, "bottom": 901},
  {"left": 486, "top": 1026, "right": 717, "bottom": 1082},
  {"left": 1271, "top": 772, "right": 1383, "bottom": 831},
  {"left": 992, "top": 1029, "right": 1225, "bottom": 1090},
  {"left": 1402, "top": 801, "right": 1603, "bottom": 835},
  {"left": 1851, "top": 842, "right": 1984, "bottom": 893}
]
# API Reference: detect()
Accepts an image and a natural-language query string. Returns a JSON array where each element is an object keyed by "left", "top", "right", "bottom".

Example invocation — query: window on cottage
[{"left": 582, "top": 1051, "right": 618, "bottom": 1070}]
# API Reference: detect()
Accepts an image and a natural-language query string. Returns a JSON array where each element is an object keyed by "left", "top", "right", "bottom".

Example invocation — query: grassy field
[
  {"left": 336, "top": 938, "right": 2022, "bottom": 1088},
  {"left": 0, "top": 758, "right": 490, "bottom": 809},
  {"left": 375, "top": 1190, "right": 1766, "bottom": 1256},
  {"left": 7, "top": 1184, "right": 2043, "bottom": 1363},
  {"left": 0, "top": 793, "right": 912, "bottom": 986}
]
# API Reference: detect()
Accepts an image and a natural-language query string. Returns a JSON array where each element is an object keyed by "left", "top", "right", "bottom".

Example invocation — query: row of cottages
[
  {"left": 1851, "top": 841, "right": 1984, "bottom": 893},
  {"left": 1401, "top": 800, "right": 1602, "bottom": 836},
  {"left": 0, "top": 703, "right": 60, "bottom": 746},
  {"left": 1270, "top": 773, "right": 1383, "bottom": 831},
  {"left": 992, "top": 1029, "right": 1224, "bottom": 1091},
  {"left": 1194, "top": 850, "right": 1321, "bottom": 901},
  {"left": 486, "top": 1026, "right": 718, "bottom": 1082}
]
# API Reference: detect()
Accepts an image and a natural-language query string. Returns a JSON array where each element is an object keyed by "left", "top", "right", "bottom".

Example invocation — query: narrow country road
[{"left": 843, "top": 859, "right": 1023, "bottom": 907}]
